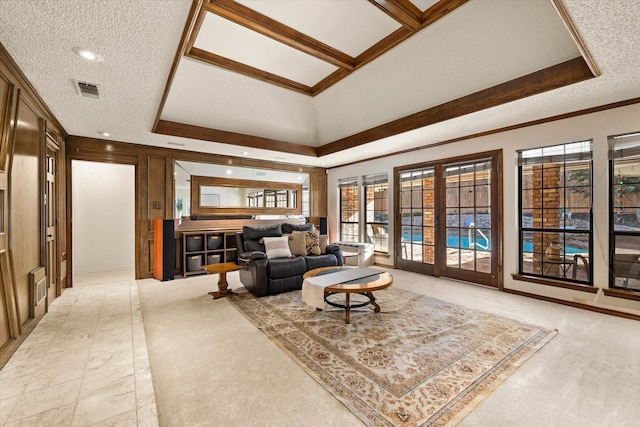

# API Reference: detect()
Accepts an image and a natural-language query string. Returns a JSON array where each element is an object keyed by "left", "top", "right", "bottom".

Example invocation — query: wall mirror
[
  {"left": 174, "top": 160, "right": 309, "bottom": 218},
  {"left": 191, "top": 175, "right": 302, "bottom": 215}
]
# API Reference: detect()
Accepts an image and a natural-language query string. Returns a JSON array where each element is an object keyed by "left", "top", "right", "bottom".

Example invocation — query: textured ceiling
[{"left": 0, "top": 0, "right": 639, "bottom": 168}]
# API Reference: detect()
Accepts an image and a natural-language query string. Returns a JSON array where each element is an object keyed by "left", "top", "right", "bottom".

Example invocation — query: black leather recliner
[{"left": 234, "top": 223, "right": 343, "bottom": 297}]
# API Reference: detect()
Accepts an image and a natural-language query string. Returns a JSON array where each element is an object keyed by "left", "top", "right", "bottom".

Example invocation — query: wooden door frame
[
  {"left": 45, "top": 134, "right": 60, "bottom": 301},
  {"left": 394, "top": 150, "right": 503, "bottom": 289},
  {"left": 393, "top": 163, "right": 438, "bottom": 277},
  {"left": 436, "top": 150, "right": 502, "bottom": 288},
  {"left": 65, "top": 157, "right": 140, "bottom": 286}
]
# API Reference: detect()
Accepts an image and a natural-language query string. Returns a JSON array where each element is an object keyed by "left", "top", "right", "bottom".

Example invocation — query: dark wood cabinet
[{"left": 182, "top": 231, "right": 237, "bottom": 277}]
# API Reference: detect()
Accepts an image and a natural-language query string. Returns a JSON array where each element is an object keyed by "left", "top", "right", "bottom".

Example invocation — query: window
[
  {"left": 609, "top": 132, "right": 640, "bottom": 292},
  {"left": 264, "top": 190, "right": 276, "bottom": 207},
  {"left": 276, "top": 190, "right": 288, "bottom": 207},
  {"left": 364, "top": 173, "right": 389, "bottom": 252},
  {"left": 339, "top": 177, "right": 359, "bottom": 242},
  {"left": 518, "top": 141, "right": 593, "bottom": 284}
]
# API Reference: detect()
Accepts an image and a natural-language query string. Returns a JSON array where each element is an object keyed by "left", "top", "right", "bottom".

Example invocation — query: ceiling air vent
[{"left": 72, "top": 80, "right": 100, "bottom": 99}]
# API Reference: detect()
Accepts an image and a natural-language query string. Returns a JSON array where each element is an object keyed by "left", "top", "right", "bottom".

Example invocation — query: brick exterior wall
[{"left": 532, "top": 164, "right": 561, "bottom": 273}]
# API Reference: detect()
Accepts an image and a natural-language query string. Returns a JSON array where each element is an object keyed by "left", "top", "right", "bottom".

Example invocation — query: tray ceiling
[
  {"left": 157, "top": 0, "right": 592, "bottom": 156},
  {"left": 1, "top": 0, "right": 638, "bottom": 168}
]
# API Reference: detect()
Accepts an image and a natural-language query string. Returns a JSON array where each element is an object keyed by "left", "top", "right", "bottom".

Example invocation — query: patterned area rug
[{"left": 228, "top": 287, "right": 557, "bottom": 426}]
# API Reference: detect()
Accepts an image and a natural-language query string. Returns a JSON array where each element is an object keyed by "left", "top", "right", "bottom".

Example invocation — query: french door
[
  {"left": 395, "top": 151, "right": 501, "bottom": 287},
  {"left": 397, "top": 167, "right": 437, "bottom": 276}
]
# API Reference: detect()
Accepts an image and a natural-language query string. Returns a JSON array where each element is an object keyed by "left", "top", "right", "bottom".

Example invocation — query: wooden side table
[{"left": 201, "top": 262, "right": 243, "bottom": 299}]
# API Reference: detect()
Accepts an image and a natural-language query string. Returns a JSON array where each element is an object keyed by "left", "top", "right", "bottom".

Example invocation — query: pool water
[
  {"left": 403, "top": 234, "right": 490, "bottom": 250},
  {"left": 521, "top": 241, "right": 585, "bottom": 254},
  {"left": 402, "top": 234, "right": 586, "bottom": 254}
]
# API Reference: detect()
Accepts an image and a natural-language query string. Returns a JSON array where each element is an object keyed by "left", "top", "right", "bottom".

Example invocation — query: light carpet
[{"left": 228, "top": 286, "right": 557, "bottom": 427}]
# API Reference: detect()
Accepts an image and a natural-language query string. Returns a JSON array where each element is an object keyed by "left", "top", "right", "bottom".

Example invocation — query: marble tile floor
[{"left": 0, "top": 269, "right": 158, "bottom": 426}]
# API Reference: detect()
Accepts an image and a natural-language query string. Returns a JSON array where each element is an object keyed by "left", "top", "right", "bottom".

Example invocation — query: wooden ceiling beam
[
  {"left": 356, "top": 0, "right": 468, "bottom": 71},
  {"left": 369, "top": 0, "right": 422, "bottom": 31},
  {"left": 154, "top": 120, "right": 319, "bottom": 158},
  {"left": 317, "top": 57, "right": 595, "bottom": 156},
  {"left": 204, "top": 0, "right": 354, "bottom": 70},
  {"left": 155, "top": 56, "right": 597, "bottom": 160},
  {"left": 422, "top": 0, "right": 469, "bottom": 26},
  {"left": 311, "top": 69, "right": 352, "bottom": 96},
  {"left": 185, "top": 0, "right": 470, "bottom": 95},
  {"left": 187, "top": 47, "right": 313, "bottom": 95},
  {"left": 356, "top": 27, "right": 413, "bottom": 68}
]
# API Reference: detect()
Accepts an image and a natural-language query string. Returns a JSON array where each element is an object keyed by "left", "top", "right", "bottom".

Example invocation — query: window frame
[
  {"left": 339, "top": 177, "right": 359, "bottom": 242},
  {"left": 608, "top": 131, "right": 640, "bottom": 292},
  {"left": 364, "top": 173, "right": 389, "bottom": 253},
  {"left": 517, "top": 140, "right": 593, "bottom": 286}
]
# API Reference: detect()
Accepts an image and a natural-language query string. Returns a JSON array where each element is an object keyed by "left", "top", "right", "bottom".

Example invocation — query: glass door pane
[
  {"left": 440, "top": 159, "right": 495, "bottom": 283},
  {"left": 398, "top": 167, "right": 435, "bottom": 274},
  {"left": 396, "top": 152, "right": 500, "bottom": 287}
]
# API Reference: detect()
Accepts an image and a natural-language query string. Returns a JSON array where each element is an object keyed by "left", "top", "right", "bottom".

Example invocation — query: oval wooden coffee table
[{"left": 303, "top": 266, "right": 393, "bottom": 324}]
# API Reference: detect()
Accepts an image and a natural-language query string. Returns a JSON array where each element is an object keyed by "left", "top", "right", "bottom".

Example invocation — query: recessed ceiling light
[
  {"left": 98, "top": 131, "right": 111, "bottom": 137},
  {"left": 225, "top": 169, "right": 233, "bottom": 175},
  {"left": 72, "top": 47, "right": 103, "bottom": 62},
  {"left": 242, "top": 151, "right": 249, "bottom": 156},
  {"left": 297, "top": 176, "right": 303, "bottom": 180}
]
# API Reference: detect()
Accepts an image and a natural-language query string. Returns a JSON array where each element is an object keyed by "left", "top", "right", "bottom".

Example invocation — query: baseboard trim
[{"left": 503, "top": 288, "right": 640, "bottom": 321}]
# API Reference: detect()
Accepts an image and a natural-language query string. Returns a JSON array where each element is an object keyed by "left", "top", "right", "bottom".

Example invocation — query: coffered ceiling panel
[
  {"left": 194, "top": 12, "right": 339, "bottom": 86},
  {"left": 163, "top": 58, "right": 319, "bottom": 147},
  {"left": 409, "top": 0, "right": 440, "bottom": 12},
  {"left": 236, "top": 0, "right": 402, "bottom": 57}
]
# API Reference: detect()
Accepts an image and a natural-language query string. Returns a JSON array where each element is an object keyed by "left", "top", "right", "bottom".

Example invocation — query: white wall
[
  {"left": 328, "top": 103, "right": 640, "bottom": 316},
  {"left": 72, "top": 160, "right": 135, "bottom": 274}
]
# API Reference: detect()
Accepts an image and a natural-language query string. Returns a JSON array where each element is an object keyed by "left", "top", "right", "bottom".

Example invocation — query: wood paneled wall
[
  {"left": 65, "top": 136, "right": 328, "bottom": 281},
  {"left": 0, "top": 41, "right": 326, "bottom": 368},
  {"left": 0, "top": 44, "right": 67, "bottom": 367},
  {"left": 11, "top": 96, "right": 43, "bottom": 327}
]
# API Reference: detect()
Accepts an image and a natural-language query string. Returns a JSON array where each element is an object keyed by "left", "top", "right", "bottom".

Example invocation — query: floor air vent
[
  {"left": 73, "top": 80, "right": 100, "bottom": 99},
  {"left": 29, "top": 267, "right": 47, "bottom": 305}
]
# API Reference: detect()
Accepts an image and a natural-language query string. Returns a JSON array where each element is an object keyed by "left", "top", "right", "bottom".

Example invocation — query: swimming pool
[
  {"left": 402, "top": 234, "right": 490, "bottom": 250},
  {"left": 521, "top": 241, "right": 585, "bottom": 254},
  {"left": 402, "top": 234, "right": 586, "bottom": 254}
]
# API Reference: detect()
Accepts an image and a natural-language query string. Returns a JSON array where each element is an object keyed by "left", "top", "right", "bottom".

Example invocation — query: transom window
[{"left": 518, "top": 141, "right": 593, "bottom": 284}]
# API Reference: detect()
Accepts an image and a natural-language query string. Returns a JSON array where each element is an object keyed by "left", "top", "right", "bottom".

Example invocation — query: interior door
[{"left": 45, "top": 142, "right": 58, "bottom": 304}]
